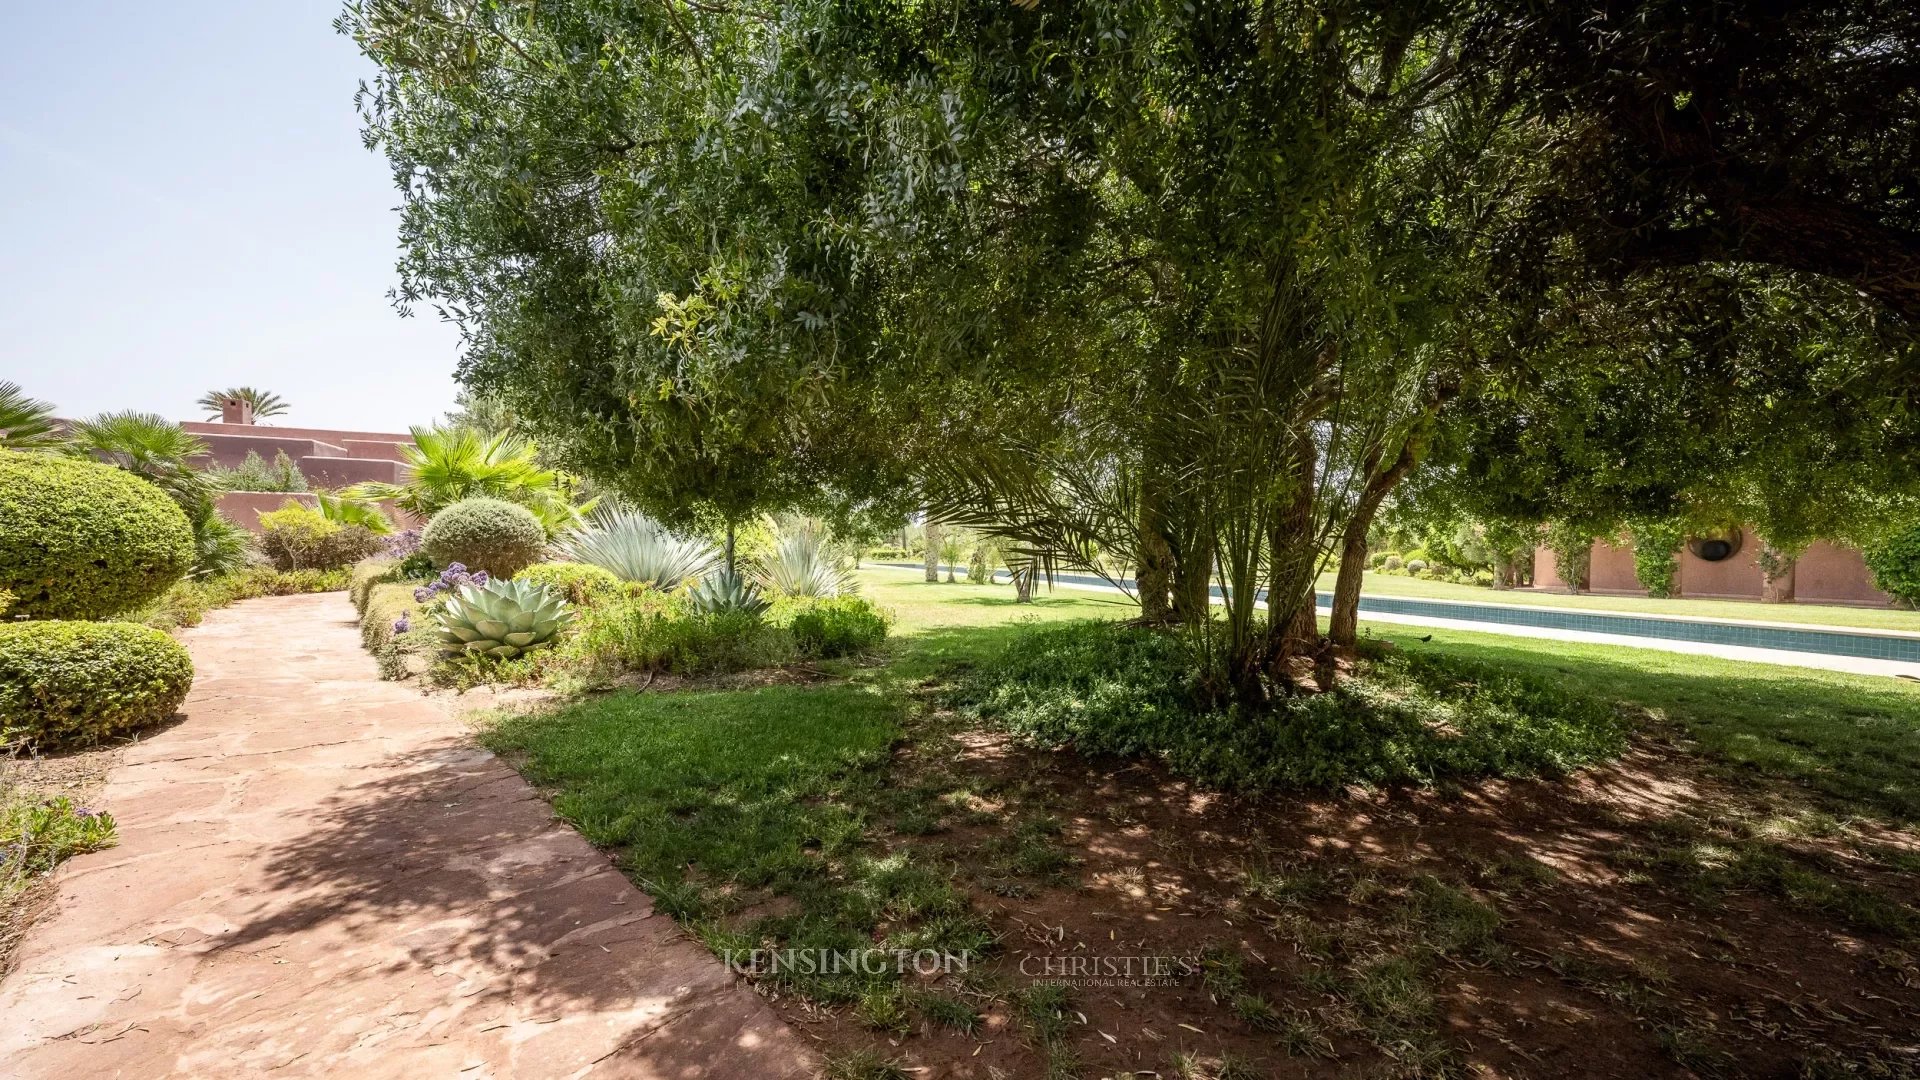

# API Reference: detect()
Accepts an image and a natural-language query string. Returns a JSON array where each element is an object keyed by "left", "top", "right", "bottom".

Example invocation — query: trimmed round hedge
[
  {"left": 421, "top": 498, "right": 547, "bottom": 579},
  {"left": 0, "top": 452, "right": 195, "bottom": 619},
  {"left": 0, "top": 621, "right": 194, "bottom": 749}
]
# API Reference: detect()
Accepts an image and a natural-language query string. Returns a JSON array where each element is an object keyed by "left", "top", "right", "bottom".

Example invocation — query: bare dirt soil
[{"left": 779, "top": 719, "right": 1920, "bottom": 1079}]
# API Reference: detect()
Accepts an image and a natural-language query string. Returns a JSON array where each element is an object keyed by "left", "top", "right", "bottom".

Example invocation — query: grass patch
[{"left": 1367, "top": 625, "right": 1920, "bottom": 822}]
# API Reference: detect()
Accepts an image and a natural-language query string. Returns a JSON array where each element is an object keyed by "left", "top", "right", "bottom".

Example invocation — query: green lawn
[
  {"left": 1333, "top": 569, "right": 1920, "bottom": 633},
  {"left": 481, "top": 574, "right": 1920, "bottom": 1074},
  {"left": 868, "top": 559, "right": 1920, "bottom": 632}
]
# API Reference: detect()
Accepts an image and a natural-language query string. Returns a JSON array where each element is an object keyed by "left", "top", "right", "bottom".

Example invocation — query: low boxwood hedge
[{"left": 0, "top": 621, "right": 194, "bottom": 749}]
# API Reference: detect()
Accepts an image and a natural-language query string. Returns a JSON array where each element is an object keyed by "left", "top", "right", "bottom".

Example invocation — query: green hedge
[
  {"left": 780, "top": 596, "right": 890, "bottom": 659},
  {"left": 421, "top": 498, "right": 547, "bottom": 579},
  {"left": 0, "top": 621, "right": 194, "bottom": 749},
  {"left": 134, "top": 566, "right": 351, "bottom": 632},
  {"left": 514, "top": 561, "right": 625, "bottom": 606},
  {"left": 0, "top": 451, "right": 194, "bottom": 619},
  {"left": 1865, "top": 525, "right": 1920, "bottom": 608},
  {"left": 349, "top": 559, "right": 405, "bottom": 613}
]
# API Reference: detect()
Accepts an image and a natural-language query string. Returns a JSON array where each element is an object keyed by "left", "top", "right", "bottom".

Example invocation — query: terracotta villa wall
[{"left": 1531, "top": 530, "right": 1890, "bottom": 606}]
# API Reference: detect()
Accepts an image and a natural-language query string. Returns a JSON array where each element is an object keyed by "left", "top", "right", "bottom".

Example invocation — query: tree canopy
[{"left": 346, "top": 0, "right": 1920, "bottom": 701}]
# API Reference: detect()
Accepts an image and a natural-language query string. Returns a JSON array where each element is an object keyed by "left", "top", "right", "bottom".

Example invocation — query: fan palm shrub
[
  {"left": 0, "top": 381, "right": 62, "bottom": 450},
  {"left": 552, "top": 507, "right": 717, "bottom": 588},
  {"left": 752, "top": 528, "right": 855, "bottom": 597},
  {"left": 66, "top": 411, "right": 209, "bottom": 506},
  {"left": 317, "top": 492, "right": 394, "bottom": 535},
  {"left": 343, "top": 425, "right": 583, "bottom": 533}
]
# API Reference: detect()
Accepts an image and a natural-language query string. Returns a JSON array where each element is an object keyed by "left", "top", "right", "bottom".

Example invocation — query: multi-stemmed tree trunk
[
  {"left": 1329, "top": 440, "right": 1420, "bottom": 647},
  {"left": 1135, "top": 481, "right": 1176, "bottom": 624}
]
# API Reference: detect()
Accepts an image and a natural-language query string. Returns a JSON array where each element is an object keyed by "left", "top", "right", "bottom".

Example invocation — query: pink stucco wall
[
  {"left": 215, "top": 492, "right": 318, "bottom": 533},
  {"left": 215, "top": 491, "right": 416, "bottom": 535},
  {"left": 187, "top": 420, "right": 414, "bottom": 493},
  {"left": 1796, "top": 542, "right": 1888, "bottom": 605},
  {"left": 295, "top": 456, "right": 405, "bottom": 488},
  {"left": 1531, "top": 530, "right": 1891, "bottom": 606}
]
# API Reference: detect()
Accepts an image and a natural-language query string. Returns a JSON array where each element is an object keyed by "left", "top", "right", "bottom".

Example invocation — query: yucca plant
[
  {"left": 753, "top": 529, "right": 856, "bottom": 597},
  {"left": 553, "top": 507, "right": 717, "bottom": 588},
  {"left": 436, "top": 578, "right": 574, "bottom": 659},
  {"left": 686, "top": 567, "right": 770, "bottom": 616}
]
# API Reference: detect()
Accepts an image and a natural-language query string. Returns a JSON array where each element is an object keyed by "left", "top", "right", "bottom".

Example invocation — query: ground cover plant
[
  {"left": 953, "top": 621, "right": 1625, "bottom": 792},
  {"left": 481, "top": 573, "right": 1920, "bottom": 1079}
]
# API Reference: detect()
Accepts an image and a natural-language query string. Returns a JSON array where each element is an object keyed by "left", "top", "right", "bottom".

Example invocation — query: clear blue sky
[{"left": 1, "top": 1, "right": 462, "bottom": 433}]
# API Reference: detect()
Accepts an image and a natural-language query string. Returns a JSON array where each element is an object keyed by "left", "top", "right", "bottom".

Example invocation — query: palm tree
[
  {"left": 198, "top": 386, "right": 289, "bottom": 420},
  {"left": 0, "top": 381, "right": 63, "bottom": 450},
  {"left": 343, "top": 425, "right": 586, "bottom": 532},
  {"left": 66, "top": 411, "right": 209, "bottom": 505}
]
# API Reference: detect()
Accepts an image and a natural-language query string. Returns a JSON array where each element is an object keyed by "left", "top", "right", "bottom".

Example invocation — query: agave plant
[
  {"left": 553, "top": 507, "right": 717, "bottom": 588},
  {"left": 687, "top": 567, "right": 770, "bottom": 616},
  {"left": 753, "top": 529, "right": 856, "bottom": 597},
  {"left": 435, "top": 578, "right": 573, "bottom": 659}
]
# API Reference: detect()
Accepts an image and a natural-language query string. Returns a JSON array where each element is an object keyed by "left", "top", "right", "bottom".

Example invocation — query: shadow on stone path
[{"left": 0, "top": 593, "right": 815, "bottom": 1079}]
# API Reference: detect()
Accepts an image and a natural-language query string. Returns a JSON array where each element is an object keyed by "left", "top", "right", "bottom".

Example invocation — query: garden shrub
[
  {"left": 1405, "top": 559, "right": 1428, "bottom": 574},
  {"left": 257, "top": 500, "right": 384, "bottom": 572},
  {"left": 1630, "top": 519, "right": 1687, "bottom": 598},
  {"left": 349, "top": 559, "right": 404, "bottom": 613},
  {"left": 558, "top": 589, "right": 792, "bottom": 679},
  {"left": 0, "top": 621, "right": 194, "bottom": 749},
  {"left": 0, "top": 451, "right": 194, "bottom": 619},
  {"left": 1382, "top": 555, "right": 1403, "bottom": 571},
  {"left": 952, "top": 621, "right": 1624, "bottom": 792},
  {"left": 1865, "top": 525, "right": 1920, "bottom": 608},
  {"left": 0, "top": 796, "right": 117, "bottom": 886},
  {"left": 779, "top": 596, "right": 890, "bottom": 659},
  {"left": 1542, "top": 520, "right": 1594, "bottom": 592},
  {"left": 421, "top": 498, "right": 547, "bottom": 579},
  {"left": 360, "top": 582, "right": 435, "bottom": 680},
  {"left": 135, "top": 566, "right": 351, "bottom": 631},
  {"left": 515, "top": 561, "right": 625, "bottom": 607},
  {"left": 1471, "top": 569, "right": 1495, "bottom": 587}
]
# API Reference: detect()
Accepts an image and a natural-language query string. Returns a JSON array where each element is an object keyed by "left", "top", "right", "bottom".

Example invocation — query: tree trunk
[
  {"left": 1012, "top": 565, "right": 1034, "bottom": 603},
  {"left": 1136, "top": 479, "right": 1175, "bottom": 624},
  {"left": 1759, "top": 541, "right": 1798, "bottom": 604},
  {"left": 1329, "top": 441, "right": 1418, "bottom": 648},
  {"left": 923, "top": 520, "right": 941, "bottom": 582},
  {"left": 1171, "top": 530, "right": 1213, "bottom": 624}
]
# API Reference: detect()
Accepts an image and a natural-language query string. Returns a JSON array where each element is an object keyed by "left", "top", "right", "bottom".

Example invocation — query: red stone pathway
[{"left": 0, "top": 593, "right": 815, "bottom": 1079}]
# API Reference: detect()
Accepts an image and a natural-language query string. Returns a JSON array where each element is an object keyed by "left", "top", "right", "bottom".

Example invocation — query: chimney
[{"left": 220, "top": 396, "right": 255, "bottom": 425}]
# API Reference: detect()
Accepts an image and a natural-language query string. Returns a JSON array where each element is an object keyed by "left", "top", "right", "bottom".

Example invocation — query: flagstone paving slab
[{"left": 0, "top": 592, "right": 814, "bottom": 1079}]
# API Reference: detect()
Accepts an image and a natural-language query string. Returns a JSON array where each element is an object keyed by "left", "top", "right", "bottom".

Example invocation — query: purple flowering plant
[{"left": 411, "top": 563, "right": 490, "bottom": 606}]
